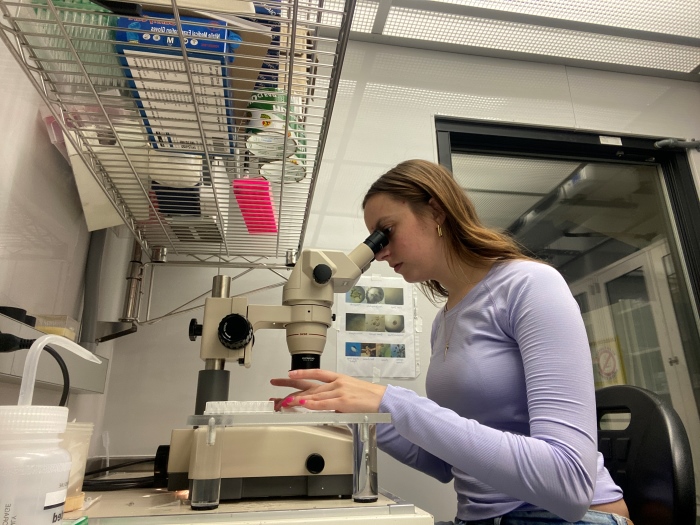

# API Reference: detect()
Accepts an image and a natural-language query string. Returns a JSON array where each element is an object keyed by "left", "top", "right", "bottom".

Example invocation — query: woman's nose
[{"left": 375, "top": 245, "right": 389, "bottom": 262}]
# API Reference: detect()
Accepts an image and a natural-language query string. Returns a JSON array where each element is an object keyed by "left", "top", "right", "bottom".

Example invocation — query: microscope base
[
  {"left": 167, "top": 425, "right": 355, "bottom": 501},
  {"left": 168, "top": 472, "right": 353, "bottom": 500}
]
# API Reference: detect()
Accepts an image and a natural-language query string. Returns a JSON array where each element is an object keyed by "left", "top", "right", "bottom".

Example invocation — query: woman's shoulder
[
  {"left": 487, "top": 260, "right": 574, "bottom": 323},
  {"left": 490, "top": 258, "right": 561, "bottom": 281},
  {"left": 485, "top": 259, "right": 568, "bottom": 299}
]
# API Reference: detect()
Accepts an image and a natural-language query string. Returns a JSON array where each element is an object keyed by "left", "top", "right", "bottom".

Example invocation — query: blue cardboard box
[{"left": 115, "top": 13, "right": 241, "bottom": 154}]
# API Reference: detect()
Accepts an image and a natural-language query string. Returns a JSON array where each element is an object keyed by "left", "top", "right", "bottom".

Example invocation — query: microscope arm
[{"left": 196, "top": 231, "right": 388, "bottom": 370}]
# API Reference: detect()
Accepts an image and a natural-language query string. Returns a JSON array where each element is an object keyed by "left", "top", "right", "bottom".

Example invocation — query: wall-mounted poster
[
  {"left": 336, "top": 276, "right": 417, "bottom": 378},
  {"left": 590, "top": 336, "right": 627, "bottom": 388}
]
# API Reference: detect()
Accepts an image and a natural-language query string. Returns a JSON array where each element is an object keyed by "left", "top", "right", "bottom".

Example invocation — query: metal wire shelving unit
[{"left": 0, "top": 0, "right": 354, "bottom": 266}]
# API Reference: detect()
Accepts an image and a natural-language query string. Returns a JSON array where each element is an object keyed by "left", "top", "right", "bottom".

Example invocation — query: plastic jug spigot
[{"left": 18, "top": 334, "right": 102, "bottom": 406}]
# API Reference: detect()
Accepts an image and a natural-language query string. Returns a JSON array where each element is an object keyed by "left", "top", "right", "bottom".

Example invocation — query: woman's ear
[{"left": 428, "top": 197, "right": 446, "bottom": 225}]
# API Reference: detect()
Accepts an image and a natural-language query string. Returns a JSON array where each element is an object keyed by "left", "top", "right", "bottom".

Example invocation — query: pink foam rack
[{"left": 232, "top": 177, "right": 278, "bottom": 234}]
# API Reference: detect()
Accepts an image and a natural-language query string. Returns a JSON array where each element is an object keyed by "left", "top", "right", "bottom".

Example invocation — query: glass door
[
  {"left": 595, "top": 249, "right": 684, "bottom": 405},
  {"left": 594, "top": 246, "right": 700, "bottom": 490},
  {"left": 439, "top": 120, "right": 700, "bottom": 507},
  {"left": 571, "top": 281, "right": 628, "bottom": 390},
  {"left": 606, "top": 268, "right": 670, "bottom": 402},
  {"left": 446, "top": 152, "right": 700, "bottom": 505}
]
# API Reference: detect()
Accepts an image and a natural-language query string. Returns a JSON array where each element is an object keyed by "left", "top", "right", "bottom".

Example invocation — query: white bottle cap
[
  {"left": 0, "top": 334, "right": 99, "bottom": 436},
  {"left": 0, "top": 406, "right": 68, "bottom": 434}
]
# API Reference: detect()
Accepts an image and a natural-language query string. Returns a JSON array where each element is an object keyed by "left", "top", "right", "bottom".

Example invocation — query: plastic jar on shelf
[
  {"left": 61, "top": 421, "right": 94, "bottom": 512},
  {"left": 245, "top": 88, "right": 305, "bottom": 160},
  {"left": 260, "top": 158, "right": 306, "bottom": 183},
  {"left": 0, "top": 334, "right": 101, "bottom": 524}
]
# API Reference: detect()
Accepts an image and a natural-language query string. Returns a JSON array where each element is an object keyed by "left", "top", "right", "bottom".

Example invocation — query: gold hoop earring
[{"left": 437, "top": 224, "right": 443, "bottom": 237}]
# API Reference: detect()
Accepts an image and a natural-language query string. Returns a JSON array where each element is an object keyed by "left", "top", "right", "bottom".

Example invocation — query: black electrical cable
[
  {"left": 0, "top": 332, "right": 70, "bottom": 406},
  {"left": 42, "top": 345, "right": 70, "bottom": 406},
  {"left": 82, "top": 457, "right": 157, "bottom": 492},
  {"left": 0, "top": 332, "right": 34, "bottom": 353},
  {"left": 82, "top": 476, "right": 155, "bottom": 491},
  {"left": 84, "top": 457, "right": 155, "bottom": 477}
]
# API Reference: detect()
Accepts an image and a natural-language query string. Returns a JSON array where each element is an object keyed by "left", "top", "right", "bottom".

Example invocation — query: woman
[{"left": 271, "top": 159, "right": 631, "bottom": 525}]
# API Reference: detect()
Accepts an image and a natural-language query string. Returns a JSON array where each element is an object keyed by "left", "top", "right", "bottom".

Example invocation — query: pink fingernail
[
  {"left": 299, "top": 399, "right": 306, "bottom": 405},
  {"left": 281, "top": 397, "right": 292, "bottom": 407}
]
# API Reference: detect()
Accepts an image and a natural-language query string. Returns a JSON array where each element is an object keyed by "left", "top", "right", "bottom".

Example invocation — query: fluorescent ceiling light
[
  {"left": 383, "top": 7, "right": 700, "bottom": 72},
  {"left": 427, "top": 0, "right": 699, "bottom": 38},
  {"left": 322, "top": 0, "right": 379, "bottom": 32}
]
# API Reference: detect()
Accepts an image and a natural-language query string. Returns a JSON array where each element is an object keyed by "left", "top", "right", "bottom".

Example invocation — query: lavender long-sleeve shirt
[{"left": 377, "top": 260, "right": 622, "bottom": 522}]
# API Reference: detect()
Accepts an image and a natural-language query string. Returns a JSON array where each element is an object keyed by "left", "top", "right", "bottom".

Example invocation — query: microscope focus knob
[
  {"left": 218, "top": 314, "right": 253, "bottom": 350},
  {"left": 312, "top": 263, "right": 332, "bottom": 284},
  {"left": 189, "top": 319, "right": 203, "bottom": 341}
]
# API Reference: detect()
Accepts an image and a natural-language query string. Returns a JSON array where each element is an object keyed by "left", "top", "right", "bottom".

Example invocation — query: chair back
[{"left": 596, "top": 385, "right": 695, "bottom": 525}]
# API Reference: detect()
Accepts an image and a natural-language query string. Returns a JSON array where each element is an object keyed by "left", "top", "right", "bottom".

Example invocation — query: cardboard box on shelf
[
  {"left": 64, "top": 130, "right": 125, "bottom": 232},
  {"left": 278, "top": 22, "right": 313, "bottom": 100},
  {"left": 279, "top": 56, "right": 315, "bottom": 99},
  {"left": 194, "top": 10, "right": 274, "bottom": 123},
  {"left": 115, "top": 12, "right": 240, "bottom": 155},
  {"left": 116, "top": 0, "right": 255, "bottom": 16},
  {"left": 279, "top": 22, "right": 311, "bottom": 57},
  {"left": 115, "top": 10, "right": 272, "bottom": 152},
  {"left": 34, "top": 315, "right": 80, "bottom": 342}
]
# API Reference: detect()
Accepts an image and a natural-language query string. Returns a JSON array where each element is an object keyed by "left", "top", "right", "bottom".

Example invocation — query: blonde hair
[{"left": 362, "top": 159, "right": 534, "bottom": 302}]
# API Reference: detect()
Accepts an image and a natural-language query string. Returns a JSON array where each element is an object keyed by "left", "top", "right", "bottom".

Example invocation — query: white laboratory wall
[
  {"left": 0, "top": 43, "right": 92, "bottom": 407},
  {"left": 0, "top": 44, "right": 90, "bottom": 321},
  {"left": 97, "top": 41, "right": 700, "bottom": 522}
]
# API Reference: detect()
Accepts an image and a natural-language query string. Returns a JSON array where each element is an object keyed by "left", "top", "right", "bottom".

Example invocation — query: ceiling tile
[
  {"left": 382, "top": 7, "right": 700, "bottom": 72},
  {"left": 427, "top": 0, "right": 700, "bottom": 38}
]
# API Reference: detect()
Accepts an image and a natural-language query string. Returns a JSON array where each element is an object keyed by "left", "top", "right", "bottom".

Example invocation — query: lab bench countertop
[{"left": 63, "top": 488, "right": 434, "bottom": 524}]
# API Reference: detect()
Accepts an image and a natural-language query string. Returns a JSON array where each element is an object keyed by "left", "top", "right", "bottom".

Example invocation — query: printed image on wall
[
  {"left": 337, "top": 276, "right": 416, "bottom": 379},
  {"left": 346, "top": 286, "right": 404, "bottom": 305},
  {"left": 345, "top": 342, "right": 406, "bottom": 358},
  {"left": 346, "top": 313, "right": 405, "bottom": 333}
]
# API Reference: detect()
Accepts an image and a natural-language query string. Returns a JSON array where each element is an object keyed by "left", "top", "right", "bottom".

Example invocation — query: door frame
[{"left": 435, "top": 117, "right": 700, "bottom": 319}]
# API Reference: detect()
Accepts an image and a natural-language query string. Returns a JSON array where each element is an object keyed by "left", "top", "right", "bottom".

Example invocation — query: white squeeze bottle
[{"left": 0, "top": 334, "right": 101, "bottom": 524}]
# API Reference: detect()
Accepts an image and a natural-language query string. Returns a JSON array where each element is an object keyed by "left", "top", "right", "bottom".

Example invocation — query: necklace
[
  {"left": 440, "top": 264, "right": 487, "bottom": 360},
  {"left": 442, "top": 305, "right": 457, "bottom": 361}
]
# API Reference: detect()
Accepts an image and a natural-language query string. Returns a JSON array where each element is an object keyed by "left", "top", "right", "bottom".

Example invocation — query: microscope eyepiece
[{"left": 363, "top": 230, "right": 389, "bottom": 254}]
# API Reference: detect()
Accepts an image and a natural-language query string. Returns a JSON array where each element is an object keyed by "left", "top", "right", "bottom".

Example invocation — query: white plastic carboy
[{"left": 0, "top": 334, "right": 101, "bottom": 524}]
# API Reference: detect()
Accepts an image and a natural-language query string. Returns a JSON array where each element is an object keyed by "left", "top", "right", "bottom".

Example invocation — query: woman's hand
[
  {"left": 268, "top": 377, "right": 317, "bottom": 411},
  {"left": 270, "top": 369, "right": 387, "bottom": 413}
]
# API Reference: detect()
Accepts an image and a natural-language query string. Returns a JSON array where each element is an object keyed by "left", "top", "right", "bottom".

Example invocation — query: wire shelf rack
[{"left": 0, "top": 0, "right": 353, "bottom": 264}]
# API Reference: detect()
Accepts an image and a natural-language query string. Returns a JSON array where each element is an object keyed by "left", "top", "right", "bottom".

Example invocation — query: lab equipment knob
[
  {"left": 189, "top": 319, "right": 203, "bottom": 341},
  {"left": 218, "top": 314, "right": 253, "bottom": 350},
  {"left": 313, "top": 264, "right": 332, "bottom": 284}
]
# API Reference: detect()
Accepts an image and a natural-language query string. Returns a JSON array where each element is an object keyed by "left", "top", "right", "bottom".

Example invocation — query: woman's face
[{"left": 364, "top": 193, "right": 444, "bottom": 283}]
